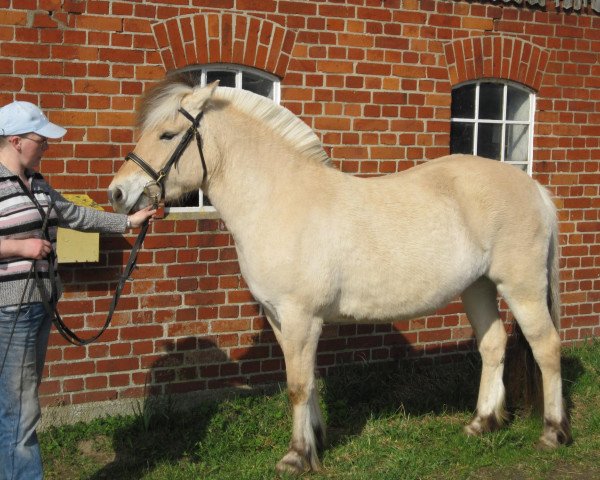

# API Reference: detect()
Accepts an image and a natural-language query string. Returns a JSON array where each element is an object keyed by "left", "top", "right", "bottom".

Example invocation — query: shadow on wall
[{"left": 88, "top": 326, "right": 585, "bottom": 479}]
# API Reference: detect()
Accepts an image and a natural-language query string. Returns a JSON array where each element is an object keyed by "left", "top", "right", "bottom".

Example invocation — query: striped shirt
[{"left": 0, "top": 163, "right": 127, "bottom": 307}]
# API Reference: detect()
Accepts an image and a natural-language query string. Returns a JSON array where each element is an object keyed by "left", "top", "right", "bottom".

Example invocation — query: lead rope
[
  {"left": 34, "top": 208, "right": 151, "bottom": 346},
  {"left": 0, "top": 215, "right": 149, "bottom": 377}
]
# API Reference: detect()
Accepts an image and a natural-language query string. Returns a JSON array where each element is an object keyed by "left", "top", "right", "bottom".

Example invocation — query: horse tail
[
  {"left": 507, "top": 183, "right": 560, "bottom": 413},
  {"left": 543, "top": 189, "right": 561, "bottom": 332}
]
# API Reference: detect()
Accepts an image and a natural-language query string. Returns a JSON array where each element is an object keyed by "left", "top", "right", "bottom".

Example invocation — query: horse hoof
[
  {"left": 538, "top": 418, "right": 572, "bottom": 449},
  {"left": 464, "top": 415, "right": 501, "bottom": 436},
  {"left": 464, "top": 422, "right": 482, "bottom": 436},
  {"left": 276, "top": 450, "right": 308, "bottom": 475}
]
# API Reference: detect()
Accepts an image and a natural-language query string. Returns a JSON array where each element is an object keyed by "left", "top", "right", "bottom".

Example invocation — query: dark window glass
[
  {"left": 165, "top": 190, "right": 194, "bottom": 208},
  {"left": 450, "top": 122, "right": 474, "bottom": 154},
  {"left": 477, "top": 123, "right": 502, "bottom": 160},
  {"left": 451, "top": 84, "right": 475, "bottom": 118},
  {"left": 506, "top": 86, "right": 529, "bottom": 121},
  {"left": 478, "top": 83, "right": 503, "bottom": 120},
  {"left": 243, "top": 72, "right": 274, "bottom": 99},
  {"left": 450, "top": 81, "right": 532, "bottom": 170}
]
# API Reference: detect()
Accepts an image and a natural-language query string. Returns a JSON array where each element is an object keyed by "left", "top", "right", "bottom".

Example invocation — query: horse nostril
[{"left": 111, "top": 187, "right": 124, "bottom": 204}]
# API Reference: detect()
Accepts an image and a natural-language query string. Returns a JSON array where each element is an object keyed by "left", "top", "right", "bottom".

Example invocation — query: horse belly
[
  {"left": 327, "top": 241, "right": 485, "bottom": 324},
  {"left": 330, "top": 283, "right": 462, "bottom": 325}
]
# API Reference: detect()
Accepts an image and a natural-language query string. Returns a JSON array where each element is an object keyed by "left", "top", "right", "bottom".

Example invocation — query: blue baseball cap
[{"left": 0, "top": 101, "right": 66, "bottom": 138}]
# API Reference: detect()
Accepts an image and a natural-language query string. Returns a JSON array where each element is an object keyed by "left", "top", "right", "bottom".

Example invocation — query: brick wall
[{"left": 0, "top": 0, "right": 598, "bottom": 409}]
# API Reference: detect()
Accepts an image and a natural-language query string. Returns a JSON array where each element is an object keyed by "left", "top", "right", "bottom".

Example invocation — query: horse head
[{"left": 108, "top": 77, "right": 219, "bottom": 214}]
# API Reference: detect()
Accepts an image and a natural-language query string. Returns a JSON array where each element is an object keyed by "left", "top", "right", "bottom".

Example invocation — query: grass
[{"left": 40, "top": 340, "right": 600, "bottom": 479}]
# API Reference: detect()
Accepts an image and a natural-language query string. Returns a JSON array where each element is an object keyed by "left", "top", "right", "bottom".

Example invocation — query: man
[{"left": 0, "top": 101, "right": 154, "bottom": 479}]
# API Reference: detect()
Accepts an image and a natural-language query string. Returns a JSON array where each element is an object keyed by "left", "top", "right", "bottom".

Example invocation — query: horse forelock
[
  {"left": 213, "top": 87, "right": 331, "bottom": 166},
  {"left": 137, "top": 75, "right": 196, "bottom": 132}
]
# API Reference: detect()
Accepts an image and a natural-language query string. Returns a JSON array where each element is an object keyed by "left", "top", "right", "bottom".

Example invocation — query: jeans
[{"left": 0, "top": 303, "right": 51, "bottom": 480}]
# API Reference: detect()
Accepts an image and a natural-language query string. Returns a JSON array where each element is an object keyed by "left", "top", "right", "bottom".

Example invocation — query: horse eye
[{"left": 160, "top": 132, "right": 176, "bottom": 141}]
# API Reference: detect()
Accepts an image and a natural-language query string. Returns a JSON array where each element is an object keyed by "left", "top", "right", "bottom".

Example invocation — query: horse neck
[{"left": 202, "top": 109, "right": 329, "bottom": 226}]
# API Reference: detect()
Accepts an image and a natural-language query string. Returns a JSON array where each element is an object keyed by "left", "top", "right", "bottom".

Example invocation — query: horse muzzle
[{"left": 108, "top": 178, "right": 154, "bottom": 214}]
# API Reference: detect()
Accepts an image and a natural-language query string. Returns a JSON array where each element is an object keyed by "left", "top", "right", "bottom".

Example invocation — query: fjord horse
[{"left": 108, "top": 77, "right": 571, "bottom": 474}]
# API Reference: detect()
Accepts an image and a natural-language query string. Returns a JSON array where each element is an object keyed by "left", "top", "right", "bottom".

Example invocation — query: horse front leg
[{"left": 269, "top": 308, "right": 324, "bottom": 474}]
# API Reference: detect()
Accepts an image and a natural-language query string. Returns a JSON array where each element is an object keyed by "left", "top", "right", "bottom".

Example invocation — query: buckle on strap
[{"left": 143, "top": 180, "right": 163, "bottom": 209}]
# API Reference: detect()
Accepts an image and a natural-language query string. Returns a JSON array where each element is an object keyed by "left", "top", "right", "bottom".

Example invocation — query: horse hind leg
[
  {"left": 498, "top": 284, "right": 572, "bottom": 448},
  {"left": 269, "top": 307, "right": 325, "bottom": 474},
  {"left": 462, "top": 278, "right": 509, "bottom": 436}
]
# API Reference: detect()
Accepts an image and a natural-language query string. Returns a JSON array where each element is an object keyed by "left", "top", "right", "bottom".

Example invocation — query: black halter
[{"left": 125, "top": 107, "right": 207, "bottom": 208}]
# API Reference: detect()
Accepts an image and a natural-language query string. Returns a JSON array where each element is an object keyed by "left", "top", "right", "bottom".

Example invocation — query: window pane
[
  {"left": 451, "top": 84, "right": 476, "bottom": 119},
  {"left": 206, "top": 70, "right": 236, "bottom": 88},
  {"left": 450, "top": 122, "right": 474, "bottom": 154},
  {"left": 506, "top": 86, "right": 530, "bottom": 121},
  {"left": 477, "top": 123, "right": 502, "bottom": 160},
  {"left": 478, "top": 83, "right": 503, "bottom": 120},
  {"left": 505, "top": 124, "right": 529, "bottom": 162},
  {"left": 243, "top": 72, "right": 274, "bottom": 99}
]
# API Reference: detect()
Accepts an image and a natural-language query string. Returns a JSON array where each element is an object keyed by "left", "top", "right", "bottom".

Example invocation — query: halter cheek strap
[{"left": 179, "top": 108, "right": 208, "bottom": 190}]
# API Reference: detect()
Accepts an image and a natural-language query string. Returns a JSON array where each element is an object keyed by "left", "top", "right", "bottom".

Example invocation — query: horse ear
[
  {"left": 187, "top": 80, "right": 220, "bottom": 111},
  {"left": 207, "top": 79, "right": 220, "bottom": 93}
]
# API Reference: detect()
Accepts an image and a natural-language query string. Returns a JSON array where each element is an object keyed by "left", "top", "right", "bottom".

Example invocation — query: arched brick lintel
[
  {"left": 444, "top": 36, "right": 549, "bottom": 91},
  {"left": 152, "top": 13, "right": 297, "bottom": 79}
]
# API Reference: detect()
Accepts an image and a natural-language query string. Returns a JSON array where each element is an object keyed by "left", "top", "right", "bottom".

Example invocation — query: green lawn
[{"left": 41, "top": 340, "right": 600, "bottom": 479}]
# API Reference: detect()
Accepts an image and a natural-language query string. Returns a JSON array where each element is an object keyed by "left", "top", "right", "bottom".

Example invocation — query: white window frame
[
  {"left": 167, "top": 64, "right": 281, "bottom": 214},
  {"left": 450, "top": 80, "right": 536, "bottom": 176}
]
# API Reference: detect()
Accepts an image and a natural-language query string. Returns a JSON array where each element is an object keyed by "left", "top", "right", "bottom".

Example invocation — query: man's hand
[
  {"left": 0, "top": 238, "right": 52, "bottom": 260},
  {"left": 127, "top": 205, "right": 158, "bottom": 229}
]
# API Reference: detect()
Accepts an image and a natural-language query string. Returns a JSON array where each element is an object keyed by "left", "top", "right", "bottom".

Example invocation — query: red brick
[
  {"left": 77, "top": 15, "right": 123, "bottom": 32},
  {"left": 0, "top": 10, "right": 28, "bottom": 26},
  {"left": 212, "top": 319, "right": 251, "bottom": 333},
  {"left": 50, "top": 361, "right": 95, "bottom": 377},
  {"left": 237, "top": 0, "right": 276, "bottom": 10}
]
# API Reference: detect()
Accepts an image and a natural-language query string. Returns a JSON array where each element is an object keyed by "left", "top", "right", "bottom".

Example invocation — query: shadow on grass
[
  {"left": 321, "top": 347, "right": 585, "bottom": 451},
  {"left": 89, "top": 401, "right": 218, "bottom": 479},
  {"left": 89, "top": 336, "right": 246, "bottom": 480},
  {"left": 321, "top": 351, "right": 482, "bottom": 446}
]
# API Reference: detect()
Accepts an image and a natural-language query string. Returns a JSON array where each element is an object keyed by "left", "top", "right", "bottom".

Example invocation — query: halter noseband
[{"left": 125, "top": 107, "right": 207, "bottom": 208}]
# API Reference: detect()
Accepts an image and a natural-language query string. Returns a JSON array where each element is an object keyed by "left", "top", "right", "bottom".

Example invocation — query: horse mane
[
  {"left": 212, "top": 87, "right": 331, "bottom": 166},
  {"left": 138, "top": 73, "right": 331, "bottom": 166}
]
